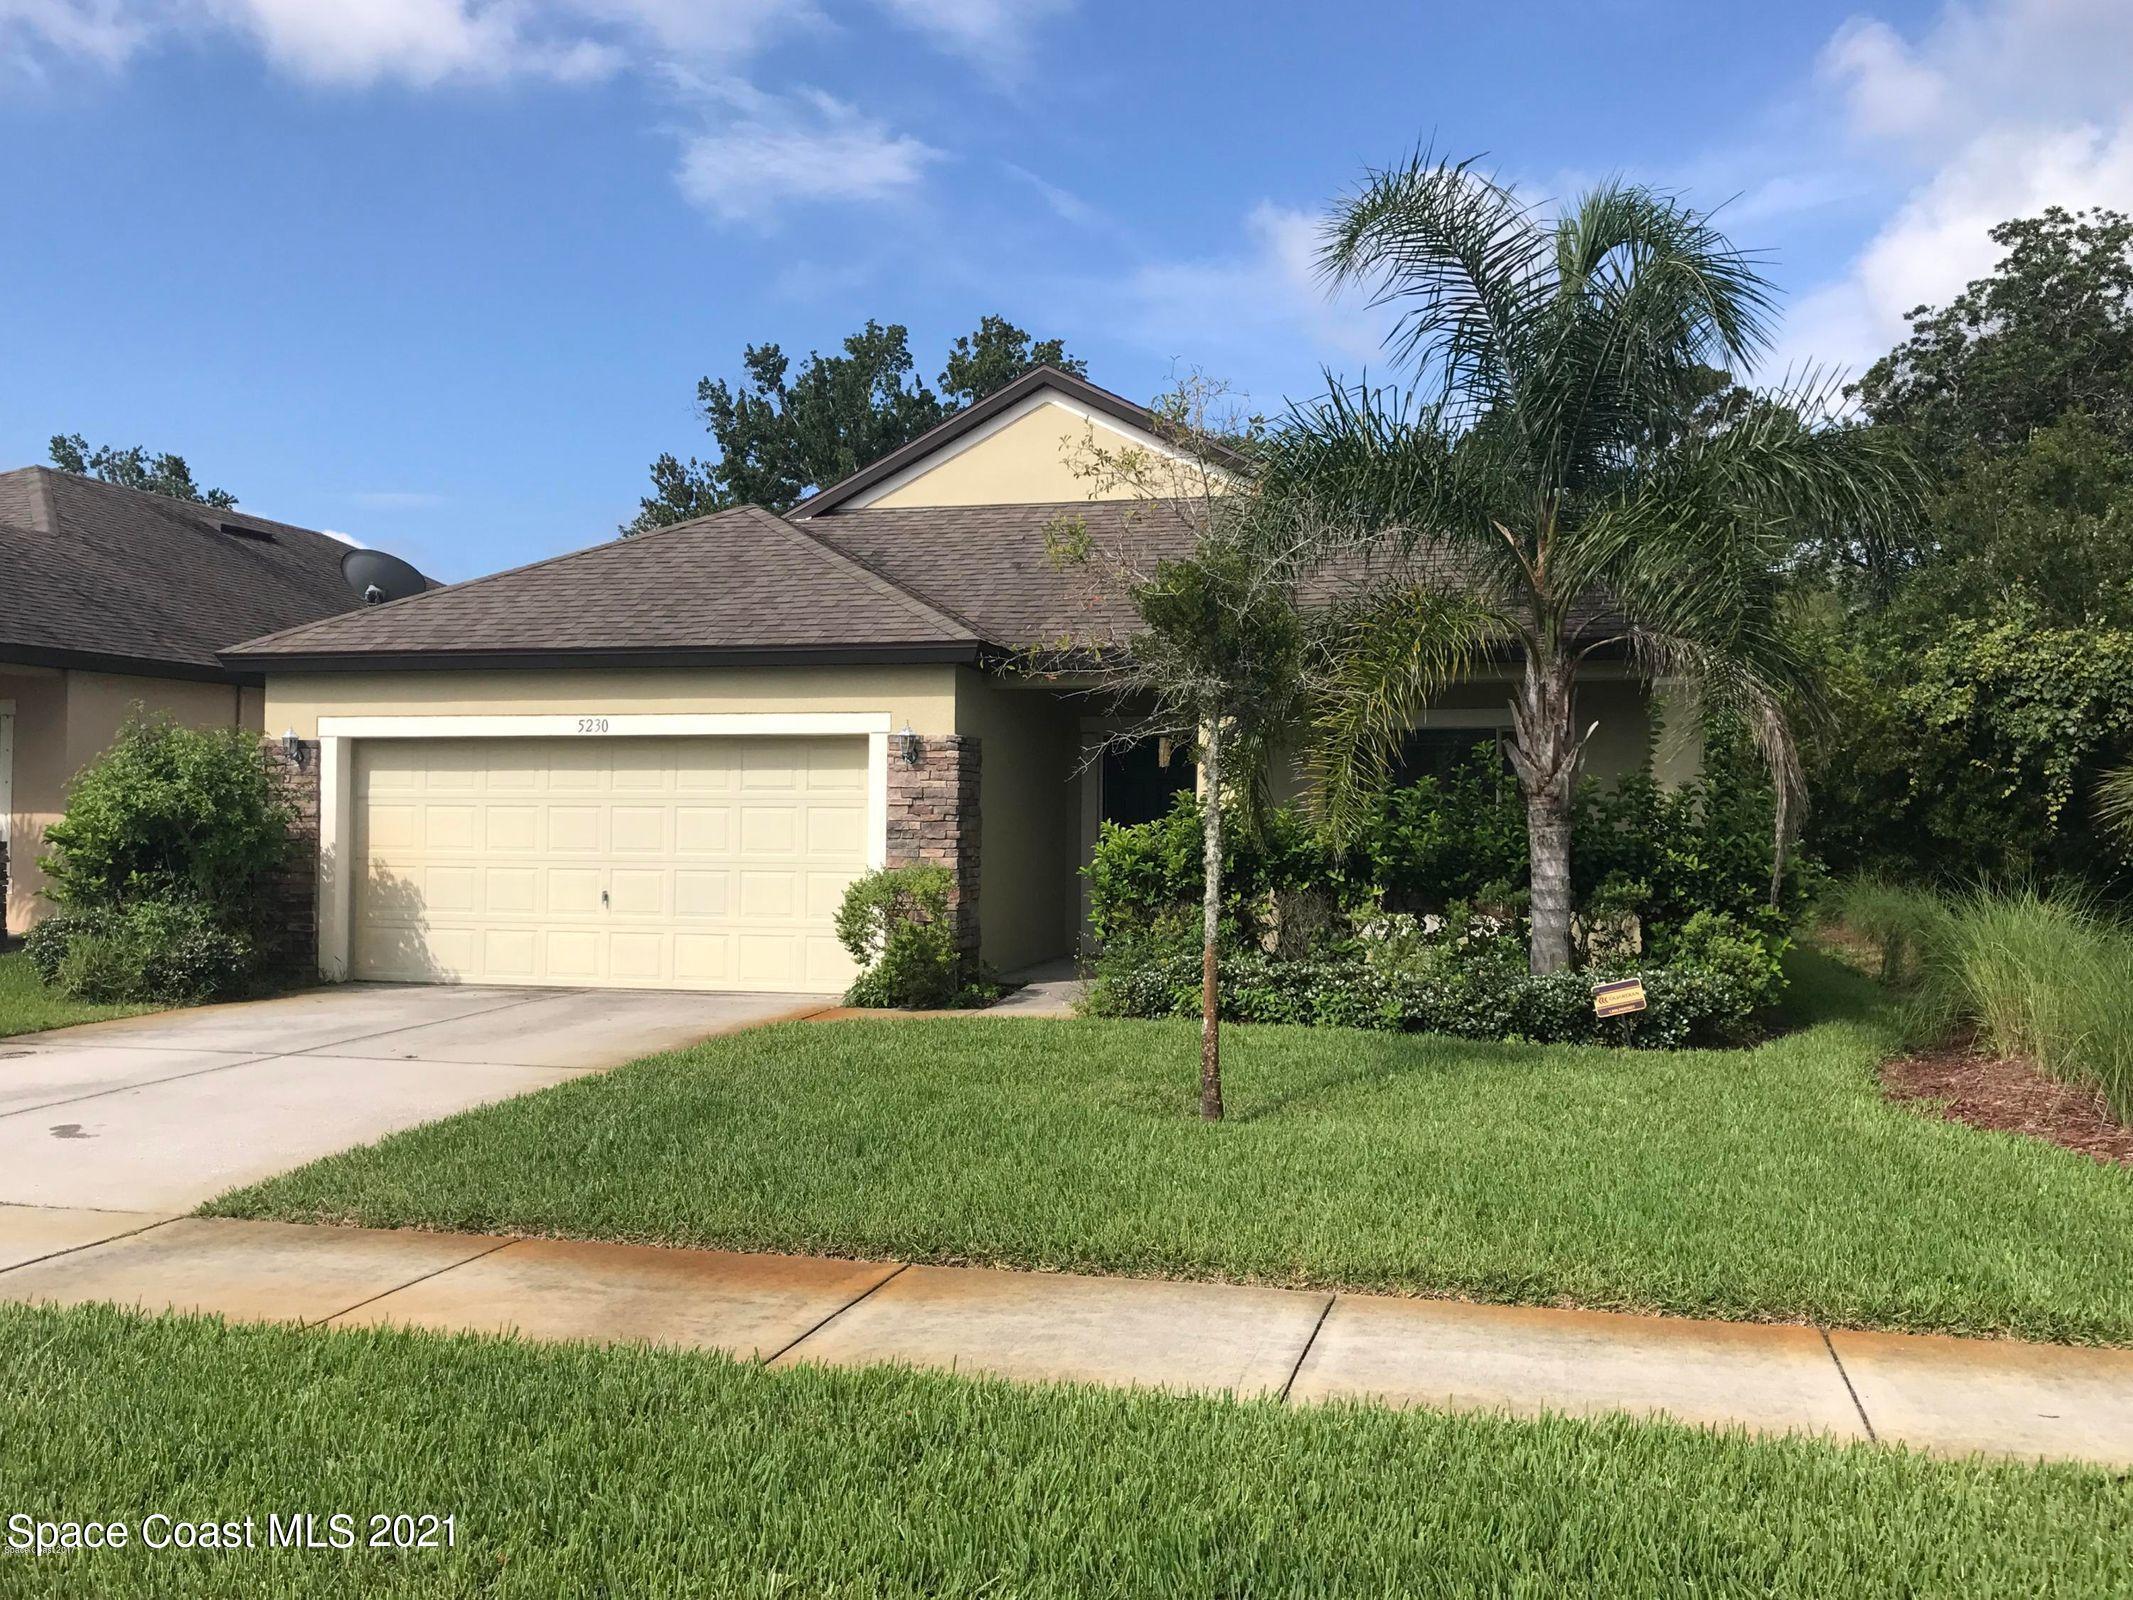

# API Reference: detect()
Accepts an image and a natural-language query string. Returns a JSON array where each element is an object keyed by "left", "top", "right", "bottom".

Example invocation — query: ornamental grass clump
[{"left": 1832, "top": 878, "right": 2133, "bottom": 1123}]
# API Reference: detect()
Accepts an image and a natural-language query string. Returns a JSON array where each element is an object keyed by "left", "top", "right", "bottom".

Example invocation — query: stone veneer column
[
  {"left": 260, "top": 737, "right": 322, "bottom": 980},
  {"left": 884, "top": 734, "right": 982, "bottom": 961}
]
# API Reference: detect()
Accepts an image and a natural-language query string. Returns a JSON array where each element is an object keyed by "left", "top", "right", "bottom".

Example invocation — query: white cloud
[
  {"left": 0, "top": 0, "right": 148, "bottom": 73},
  {"left": 674, "top": 84, "right": 941, "bottom": 226},
  {"left": 1113, "top": 202, "right": 1384, "bottom": 402},
  {"left": 205, "top": 0, "right": 615, "bottom": 87},
  {"left": 869, "top": 0, "right": 1066, "bottom": 72},
  {"left": 2, "top": 0, "right": 817, "bottom": 86},
  {"left": 1762, "top": 0, "right": 2133, "bottom": 380}
]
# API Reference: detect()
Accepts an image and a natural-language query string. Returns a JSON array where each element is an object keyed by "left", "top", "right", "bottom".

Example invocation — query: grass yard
[
  {"left": 0, "top": 949, "right": 157, "bottom": 1038},
  {"left": 2, "top": 1302, "right": 2125, "bottom": 1598},
  {"left": 213, "top": 952, "right": 2133, "bottom": 1344}
]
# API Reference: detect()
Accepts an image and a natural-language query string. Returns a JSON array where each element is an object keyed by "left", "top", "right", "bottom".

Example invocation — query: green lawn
[
  {"left": 2, "top": 1302, "right": 2124, "bottom": 1598},
  {"left": 212, "top": 952, "right": 2133, "bottom": 1343},
  {"left": 0, "top": 949, "right": 157, "bottom": 1038}
]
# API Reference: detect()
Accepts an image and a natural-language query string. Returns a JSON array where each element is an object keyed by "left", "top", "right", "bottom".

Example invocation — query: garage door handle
[{"left": 601, "top": 890, "right": 610, "bottom": 908}]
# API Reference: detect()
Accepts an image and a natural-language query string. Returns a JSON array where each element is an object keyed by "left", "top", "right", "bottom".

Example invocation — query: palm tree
[{"left": 1267, "top": 154, "right": 1914, "bottom": 973}]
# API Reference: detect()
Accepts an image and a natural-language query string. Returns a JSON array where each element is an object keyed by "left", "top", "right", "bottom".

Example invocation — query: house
[
  {"left": 0, "top": 467, "right": 427, "bottom": 937},
  {"left": 222, "top": 367, "right": 1679, "bottom": 996}
]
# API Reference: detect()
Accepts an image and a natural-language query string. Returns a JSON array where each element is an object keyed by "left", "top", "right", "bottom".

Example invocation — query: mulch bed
[{"left": 1883, "top": 1046, "right": 2133, "bottom": 1166}]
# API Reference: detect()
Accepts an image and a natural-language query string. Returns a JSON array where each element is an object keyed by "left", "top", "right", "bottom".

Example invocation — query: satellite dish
[{"left": 341, "top": 548, "right": 427, "bottom": 607}]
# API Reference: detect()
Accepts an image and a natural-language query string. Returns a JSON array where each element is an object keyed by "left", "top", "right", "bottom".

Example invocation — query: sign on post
[{"left": 1592, "top": 977, "right": 1647, "bottom": 1018}]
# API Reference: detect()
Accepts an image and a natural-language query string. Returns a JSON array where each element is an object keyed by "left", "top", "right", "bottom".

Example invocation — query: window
[
  {"left": 1100, "top": 739, "right": 1195, "bottom": 827},
  {"left": 1389, "top": 727, "right": 1511, "bottom": 787}
]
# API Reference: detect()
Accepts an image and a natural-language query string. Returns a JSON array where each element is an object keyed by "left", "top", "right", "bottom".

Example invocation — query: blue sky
[{"left": 4, "top": 0, "right": 2129, "bottom": 581}]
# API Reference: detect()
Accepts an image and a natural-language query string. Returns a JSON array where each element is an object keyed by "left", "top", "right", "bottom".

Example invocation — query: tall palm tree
[{"left": 1268, "top": 155, "right": 1914, "bottom": 973}]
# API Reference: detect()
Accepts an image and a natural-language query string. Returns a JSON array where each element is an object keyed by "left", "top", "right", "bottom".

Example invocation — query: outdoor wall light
[
  {"left": 281, "top": 729, "right": 307, "bottom": 769},
  {"left": 899, "top": 723, "right": 922, "bottom": 766}
]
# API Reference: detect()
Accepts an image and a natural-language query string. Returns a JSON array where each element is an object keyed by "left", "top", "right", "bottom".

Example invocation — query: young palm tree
[{"left": 1267, "top": 154, "right": 1914, "bottom": 973}]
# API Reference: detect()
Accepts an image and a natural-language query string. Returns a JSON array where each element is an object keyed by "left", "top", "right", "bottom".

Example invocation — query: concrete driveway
[{"left": 0, "top": 985, "right": 829, "bottom": 1213}]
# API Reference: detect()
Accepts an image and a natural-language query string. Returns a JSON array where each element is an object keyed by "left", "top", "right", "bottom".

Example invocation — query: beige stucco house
[
  {"left": 223, "top": 368, "right": 1679, "bottom": 996},
  {"left": 0, "top": 467, "right": 419, "bottom": 936}
]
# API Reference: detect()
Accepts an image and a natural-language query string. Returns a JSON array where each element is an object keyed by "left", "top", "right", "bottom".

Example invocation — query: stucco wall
[
  {"left": 2, "top": 666, "right": 253, "bottom": 932},
  {"left": 861, "top": 398, "right": 1209, "bottom": 510},
  {"left": 953, "top": 669, "right": 1081, "bottom": 971},
  {"left": 262, "top": 665, "right": 961, "bottom": 739}
]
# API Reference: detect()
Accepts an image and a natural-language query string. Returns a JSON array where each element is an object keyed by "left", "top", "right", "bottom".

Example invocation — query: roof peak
[{"left": 789, "top": 365, "right": 1224, "bottom": 519}]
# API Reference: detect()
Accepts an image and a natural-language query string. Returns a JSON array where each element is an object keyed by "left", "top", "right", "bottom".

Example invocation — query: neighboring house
[
  {"left": 0, "top": 467, "right": 421, "bottom": 936},
  {"left": 223, "top": 367, "right": 1683, "bottom": 996}
]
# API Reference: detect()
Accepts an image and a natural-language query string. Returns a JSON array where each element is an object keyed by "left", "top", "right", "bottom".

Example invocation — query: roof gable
[{"left": 791, "top": 366, "right": 1233, "bottom": 518}]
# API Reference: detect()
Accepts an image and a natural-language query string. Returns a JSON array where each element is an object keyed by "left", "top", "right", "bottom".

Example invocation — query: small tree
[{"left": 1041, "top": 378, "right": 1318, "bottom": 1120}]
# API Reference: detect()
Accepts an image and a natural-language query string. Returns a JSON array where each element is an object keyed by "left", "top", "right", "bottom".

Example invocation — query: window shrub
[{"left": 835, "top": 865, "right": 993, "bottom": 1009}]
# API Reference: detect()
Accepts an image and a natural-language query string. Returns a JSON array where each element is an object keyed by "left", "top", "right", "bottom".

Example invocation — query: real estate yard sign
[{"left": 1592, "top": 977, "right": 1647, "bottom": 1019}]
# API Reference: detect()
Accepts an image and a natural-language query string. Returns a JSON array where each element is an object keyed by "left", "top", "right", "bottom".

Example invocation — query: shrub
[
  {"left": 39, "top": 712, "right": 295, "bottom": 918},
  {"left": 27, "top": 712, "right": 295, "bottom": 1005},
  {"left": 1086, "top": 907, "right": 1778, "bottom": 1050},
  {"left": 1083, "top": 793, "right": 1354, "bottom": 949},
  {"left": 31, "top": 898, "right": 255, "bottom": 1005},
  {"left": 835, "top": 865, "right": 992, "bottom": 1010},
  {"left": 1083, "top": 736, "right": 1809, "bottom": 978}
]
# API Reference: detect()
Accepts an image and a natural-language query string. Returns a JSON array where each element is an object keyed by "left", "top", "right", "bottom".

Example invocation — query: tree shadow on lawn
[{"left": 1225, "top": 1030, "right": 1559, "bottom": 1124}]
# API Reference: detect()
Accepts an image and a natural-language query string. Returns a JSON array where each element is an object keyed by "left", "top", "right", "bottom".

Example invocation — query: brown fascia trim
[
  {"left": 2, "top": 642, "right": 261, "bottom": 686},
  {"left": 215, "top": 642, "right": 994, "bottom": 673},
  {"left": 788, "top": 366, "right": 1248, "bottom": 520}
]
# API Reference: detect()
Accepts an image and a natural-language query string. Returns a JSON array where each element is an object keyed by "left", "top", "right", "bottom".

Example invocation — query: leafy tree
[
  {"left": 625, "top": 315, "right": 1083, "bottom": 532},
  {"left": 1887, "top": 411, "right": 2133, "bottom": 633},
  {"left": 940, "top": 313, "right": 1086, "bottom": 407},
  {"left": 48, "top": 434, "right": 236, "bottom": 508},
  {"left": 1856, "top": 206, "right": 2133, "bottom": 472},
  {"left": 1265, "top": 154, "right": 1912, "bottom": 973},
  {"left": 1042, "top": 378, "right": 1308, "bottom": 1120}
]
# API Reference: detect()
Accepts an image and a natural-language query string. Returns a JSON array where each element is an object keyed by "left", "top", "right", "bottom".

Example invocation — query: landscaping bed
[
  {"left": 1884, "top": 1044, "right": 2133, "bottom": 1166},
  {"left": 211, "top": 952, "right": 2133, "bottom": 1344},
  {"left": 3, "top": 1301, "right": 2125, "bottom": 1598}
]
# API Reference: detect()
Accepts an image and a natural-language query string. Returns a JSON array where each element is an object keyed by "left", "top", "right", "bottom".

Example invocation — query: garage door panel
[
  {"left": 352, "top": 735, "right": 866, "bottom": 993},
  {"left": 546, "top": 807, "right": 603, "bottom": 852},
  {"left": 608, "top": 868, "right": 668, "bottom": 917},
  {"left": 484, "top": 867, "right": 538, "bottom": 914},
  {"left": 675, "top": 807, "right": 731, "bottom": 854},
  {"left": 807, "top": 806, "right": 865, "bottom": 856},
  {"left": 674, "top": 870, "right": 729, "bottom": 919},
  {"left": 485, "top": 806, "right": 540, "bottom": 851},
  {"left": 546, "top": 868, "right": 603, "bottom": 915},
  {"left": 739, "top": 807, "right": 798, "bottom": 853},
  {"left": 483, "top": 929, "right": 538, "bottom": 978},
  {"left": 611, "top": 806, "right": 669, "bottom": 852}
]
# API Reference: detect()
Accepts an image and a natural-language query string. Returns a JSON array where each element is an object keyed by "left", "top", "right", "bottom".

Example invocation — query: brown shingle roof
[
  {"left": 0, "top": 467, "right": 388, "bottom": 681},
  {"left": 802, "top": 500, "right": 1192, "bottom": 648},
  {"left": 225, "top": 505, "right": 982, "bottom": 667}
]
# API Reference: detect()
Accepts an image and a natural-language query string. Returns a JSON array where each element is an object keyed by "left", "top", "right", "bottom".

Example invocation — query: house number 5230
[{"left": 576, "top": 717, "right": 610, "bottom": 734}]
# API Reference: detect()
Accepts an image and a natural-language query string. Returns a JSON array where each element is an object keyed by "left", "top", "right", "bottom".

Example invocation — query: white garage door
[{"left": 351, "top": 735, "right": 869, "bottom": 993}]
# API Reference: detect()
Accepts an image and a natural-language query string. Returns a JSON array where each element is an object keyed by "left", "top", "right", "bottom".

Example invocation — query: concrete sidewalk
[{"left": 2, "top": 1204, "right": 2128, "bottom": 1469}]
